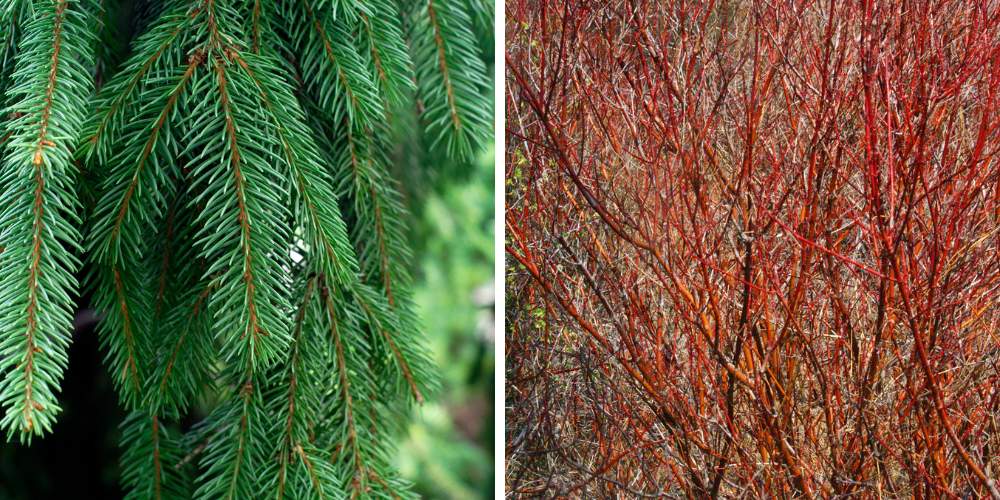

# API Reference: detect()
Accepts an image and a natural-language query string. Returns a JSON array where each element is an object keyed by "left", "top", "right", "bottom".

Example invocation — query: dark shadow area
[{"left": 0, "top": 302, "right": 124, "bottom": 500}]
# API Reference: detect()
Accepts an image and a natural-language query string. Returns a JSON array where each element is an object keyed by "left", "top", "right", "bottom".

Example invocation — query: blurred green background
[
  {"left": 388, "top": 10, "right": 495, "bottom": 495},
  {"left": 393, "top": 144, "right": 495, "bottom": 500},
  {"left": 391, "top": 8, "right": 496, "bottom": 499}
]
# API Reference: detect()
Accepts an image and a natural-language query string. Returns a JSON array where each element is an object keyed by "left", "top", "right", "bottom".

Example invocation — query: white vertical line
[{"left": 494, "top": 0, "right": 506, "bottom": 497}]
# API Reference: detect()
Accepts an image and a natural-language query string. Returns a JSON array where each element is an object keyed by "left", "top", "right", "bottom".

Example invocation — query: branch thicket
[{"left": 506, "top": 1, "right": 1000, "bottom": 497}]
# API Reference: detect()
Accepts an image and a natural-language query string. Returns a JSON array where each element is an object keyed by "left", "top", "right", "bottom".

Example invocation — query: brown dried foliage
[{"left": 505, "top": 0, "right": 1000, "bottom": 497}]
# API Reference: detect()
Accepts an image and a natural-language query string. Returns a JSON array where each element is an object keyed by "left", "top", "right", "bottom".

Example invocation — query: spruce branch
[
  {"left": 461, "top": 0, "right": 492, "bottom": 51},
  {"left": 409, "top": 0, "right": 491, "bottom": 160},
  {"left": 146, "top": 278, "right": 216, "bottom": 416},
  {"left": 79, "top": 9, "right": 191, "bottom": 163},
  {"left": 356, "top": 1, "right": 415, "bottom": 105},
  {"left": 184, "top": 52, "right": 293, "bottom": 372},
  {"left": 120, "top": 411, "right": 191, "bottom": 500},
  {"left": 144, "top": 191, "right": 217, "bottom": 417},
  {"left": 319, "top": 278, "right": 416, "bottom": 499},
  {"left": 0, "top": 0, "right": 96, "bottom": 442},
  {"left": 296, "top": 0, "right": 385, "bottom": 128},
  {"left": 231, "top": 50, "right": 360, "bottom": 287},
  {"left": 191, "top": 378, "right": 270, "bottom": 500},
  {"left": 269, "top": 275, "right": 342, "bottom": 500},
  {"left": 84, "top": 9, "right": 198, "bottom": 406},
  {"left": 1, "top": 0, "right": 491, "bottom": 494},
  {"left": 319, "top": 118, "right": 438, "bottom": 404}
]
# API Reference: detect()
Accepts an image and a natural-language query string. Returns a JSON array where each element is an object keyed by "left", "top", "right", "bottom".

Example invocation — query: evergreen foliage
[{"left": 0, "top": 0, "right": 491, "bottom": 496}]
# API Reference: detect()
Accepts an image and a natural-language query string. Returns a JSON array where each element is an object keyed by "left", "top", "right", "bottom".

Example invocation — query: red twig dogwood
[{"left": 506, "top": 0, "right": 1000, "bottom": 497}]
